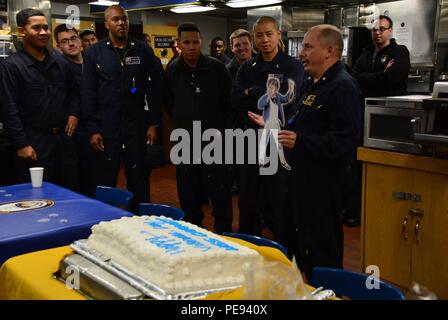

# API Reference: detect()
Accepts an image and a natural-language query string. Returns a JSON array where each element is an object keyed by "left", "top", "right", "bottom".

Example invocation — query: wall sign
[{"left": 154, "top": 36, "right": 173, "bottom": 48}]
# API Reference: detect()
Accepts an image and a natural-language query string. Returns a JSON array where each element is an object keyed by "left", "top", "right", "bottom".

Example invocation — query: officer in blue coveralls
[
  {"left": 231, "top": 16, "right": 304, "bottom": 243},
  {"left": 82, "top": 5, "right": 161, "bottom": 211},
  {"left": 272, "top": 25, "right": 362, "bottom": 280}
]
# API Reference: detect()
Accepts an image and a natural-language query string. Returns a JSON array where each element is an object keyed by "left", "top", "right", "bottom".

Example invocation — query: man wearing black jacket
[
  {"left": 346, "top": 16, "right": 410, "bottom": 227},
  {"left": 352, "top": 15, "right": 410, "bottom": 97},
  {"left": 0, "top": 9, "right": 80, "bottom": 190},
  {"left": 164, "top": 23, "right": 233, "bottom": 233},
  {"left": 82, "top": 5, "right": 161, "bottom": 211}
]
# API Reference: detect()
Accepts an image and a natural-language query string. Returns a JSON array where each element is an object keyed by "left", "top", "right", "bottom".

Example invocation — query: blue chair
[
  {"left": 222, "top": 232, "right": 288, "bottom": 256},
  {"left": 138, "top": 203, "right": 185, "bottom": 220},
  {"left": 95, "top": 186, "right": 134, "bottom": 209},
  {"left": 310, "top": 267, "right": 406, "bottom": 300}
]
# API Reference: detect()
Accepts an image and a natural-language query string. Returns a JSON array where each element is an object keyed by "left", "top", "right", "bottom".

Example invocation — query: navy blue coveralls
[
  {"left": 0, "top": 49, "right": 80, "bottom": 190},
  {"left": 230, "top": 50, "right": 304, "bottom": 241},
  {"left": 287, "top": 61, "right": 363, "bottom": 280},
  {"left": 82, "top": 38, "right": 161, "bottom": 210},
  {"left": 59, "top": 56, "right": 95, "bottom": 197}
]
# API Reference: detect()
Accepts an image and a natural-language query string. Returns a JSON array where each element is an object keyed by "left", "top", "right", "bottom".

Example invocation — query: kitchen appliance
[
  {"left": 414, "top": 82, "right": 448, "bottom": 148},
  {"left": 363, "top": 95, "right": 432, "bottom": 154}
]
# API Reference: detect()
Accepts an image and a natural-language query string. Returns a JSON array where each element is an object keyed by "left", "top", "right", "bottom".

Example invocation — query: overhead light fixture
[
  {"left": 226, "top": 0, "right": 282, "bottom": 8},
  {"left": 88, "top": 1, "right": 119, "bottom": 6},
  {"left": 170, "top": 4, "right": 217, "bottom": 13}
]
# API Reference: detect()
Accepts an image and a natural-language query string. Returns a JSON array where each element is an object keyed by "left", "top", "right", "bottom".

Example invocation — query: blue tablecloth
[{"left": 0, "top": 182, "right": 133, "bottom": 265}]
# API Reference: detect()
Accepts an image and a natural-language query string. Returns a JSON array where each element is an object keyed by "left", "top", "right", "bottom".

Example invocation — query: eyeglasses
[
  {"left": 372, "top": 27, "right": 391, "bottom": 33},
  {"left": 59, "top": 35, "right": 80, "bottom": 45}
]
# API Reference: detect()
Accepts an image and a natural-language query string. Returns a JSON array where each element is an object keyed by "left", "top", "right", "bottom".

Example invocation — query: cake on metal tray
[{"left": 87, "top": 215, "right": 261, "bottom": 293}]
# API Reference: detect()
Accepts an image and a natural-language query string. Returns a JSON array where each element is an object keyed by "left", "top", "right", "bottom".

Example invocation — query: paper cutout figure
[{"left": 257, "top": 75, "right": 296, "bottom": 171}]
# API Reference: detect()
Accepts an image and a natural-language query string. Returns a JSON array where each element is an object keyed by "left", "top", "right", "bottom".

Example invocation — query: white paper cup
[{"left": 29, "top": 167, "right": 44, "bottom": 188}]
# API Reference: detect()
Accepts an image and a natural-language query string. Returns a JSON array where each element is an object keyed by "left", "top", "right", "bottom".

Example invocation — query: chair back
[
  {"left": 222, "top": 232, "right": 288, "bottom": 256},
  {"left": 310, "top": 267, "right": 406, "bottom": 300},
  {"left": 138, "top": 203, "right": 185, "bottom": 220},
  {"left": 95, "top": 186, "right": 134, "bottom": 209}
]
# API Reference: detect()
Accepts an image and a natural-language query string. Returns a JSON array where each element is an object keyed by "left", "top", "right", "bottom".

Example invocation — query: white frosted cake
[{"left": 87, "top": 215, "right": 261, "bottom": 293}]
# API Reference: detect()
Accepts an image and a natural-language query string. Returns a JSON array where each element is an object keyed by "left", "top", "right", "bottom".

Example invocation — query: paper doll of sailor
[{"left": 255, "top": 75, "right": 296, "bottom": 171}]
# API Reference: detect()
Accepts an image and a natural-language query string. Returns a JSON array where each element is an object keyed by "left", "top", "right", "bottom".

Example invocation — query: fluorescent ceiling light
[
  {"left": 226, "top": 0, "right": 282, "bottom": 8},
  {"left": 170, "top": 5, "right": 216, "bottom": 13},
  {"left": 88, "top": 1, "right": 119, "bottom": 6}
]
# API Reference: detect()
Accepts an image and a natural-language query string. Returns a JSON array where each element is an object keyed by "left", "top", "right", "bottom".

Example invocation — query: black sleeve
[
  {"left": 352, "top": 46, "right": 410, "bottom": 92},
  {"left": 65, "top": 63, "right": 80, "bottom": 119},
  {"left": 295, "top": 81, "right": 363, "bottom": 161},
  {"left": 81, "top": 48, "right": 102, "bottom": 136},
  {"left": 0, "top": 61, "right": 29, "bottom": 149},
  {"left": 218, "top": 63, "right": 233, "bottom": 129},
  {"left": 230, "top": 62, "right": 264, "bottom": 127},
  {"left": 162, "top": 63, "right": 174, "bottom": 118},
  {"left": 145, "top": 47, "right": 162, "bottom": 127}
]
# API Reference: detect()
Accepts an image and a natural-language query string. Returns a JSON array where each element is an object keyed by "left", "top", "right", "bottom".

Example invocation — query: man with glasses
[
  {"left": 54, "top": 24, "right": 96, "bottom": 196},
  {"left": 352, "top": 15, "right": 410, "bottom": 97},
  {"left": 0, "top": 9, "right": 80, "bottom": 190},
  {"left": 345, "top": 16, "right": 410, "bottom": 228},
  {"left": 54, "top": 25, "right": 83, "bottom": 73},
  {"left": 82, "top": 5, "right": 161, "bottom": 211}
]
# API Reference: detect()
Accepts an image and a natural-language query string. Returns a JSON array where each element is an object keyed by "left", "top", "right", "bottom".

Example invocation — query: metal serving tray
[
  {"left": 57, "top": 254, "right": 144, "bottom": 300},
  {"left": 69, "top": 240, "right": 241, "bottom": 300}
]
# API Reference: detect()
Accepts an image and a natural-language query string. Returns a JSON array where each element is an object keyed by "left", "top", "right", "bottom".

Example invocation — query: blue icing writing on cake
[
  {"left": 87, "top": 215, "right": 262, "bottom": 293},
  {"left": 142, "top": 232, "right": 186, "bottom": 255},
  {"left": 169, "top": 231, "right": 212, "bottom": 252}
]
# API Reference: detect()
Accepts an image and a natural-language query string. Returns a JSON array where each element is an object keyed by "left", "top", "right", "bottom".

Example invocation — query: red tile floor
[{"left": 117, "top": 164, "right": 362, "bottom": 273}]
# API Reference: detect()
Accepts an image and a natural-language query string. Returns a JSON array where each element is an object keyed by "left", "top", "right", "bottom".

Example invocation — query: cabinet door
[
  {"left": 411, "top": 171, "right": 448, "bottom": 299},
  {"left": 363, "top": 163, "right": 412, "bottom": 288}
]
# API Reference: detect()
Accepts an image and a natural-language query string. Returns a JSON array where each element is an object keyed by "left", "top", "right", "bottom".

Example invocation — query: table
[
  {"left": 0, "top": 182, "right": 133, "bottom": 266},
  {"left": 0, "top": 237, "right": 312, "bottom": 300}
]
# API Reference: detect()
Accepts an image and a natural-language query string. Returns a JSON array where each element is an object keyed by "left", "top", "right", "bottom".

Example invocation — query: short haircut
[
  {"left": 210, "top": 36, "right": 225, "bottom": 46},
  {"left": 177, "top": 23, "right": 201, "bottom": 38},
  {"left": 229, "top": 29, "right": 251, "bottom": 47},
  {"left": 104, "top": 5, "right": 127, "bottom": 21},
  {"left": 80, "top": 29, "right": 96, "bottom": 39},
  {"left": 379, "top": 15, "right": 393, "bottom": 28},
  {"left": 310, "top": 24, "right": 344, "bottom": 57},
  {"left": 16, "top": 8, "right": 45, "bottom": 28},
  {"left": 252, "top": 16, "right": 279, "bottom": 33},
  {"left": 54, "top": 24, "right": 78, "bottom": 43}
]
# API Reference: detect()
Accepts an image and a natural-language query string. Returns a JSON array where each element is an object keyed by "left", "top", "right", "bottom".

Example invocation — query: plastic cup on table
[{"left": 29, "top": 167, "right": 44, "bottom": 188}]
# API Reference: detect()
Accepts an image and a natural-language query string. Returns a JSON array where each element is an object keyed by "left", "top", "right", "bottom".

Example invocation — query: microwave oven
[{"left": 364, "top": 95, "right": 432, "bottom": 154}]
